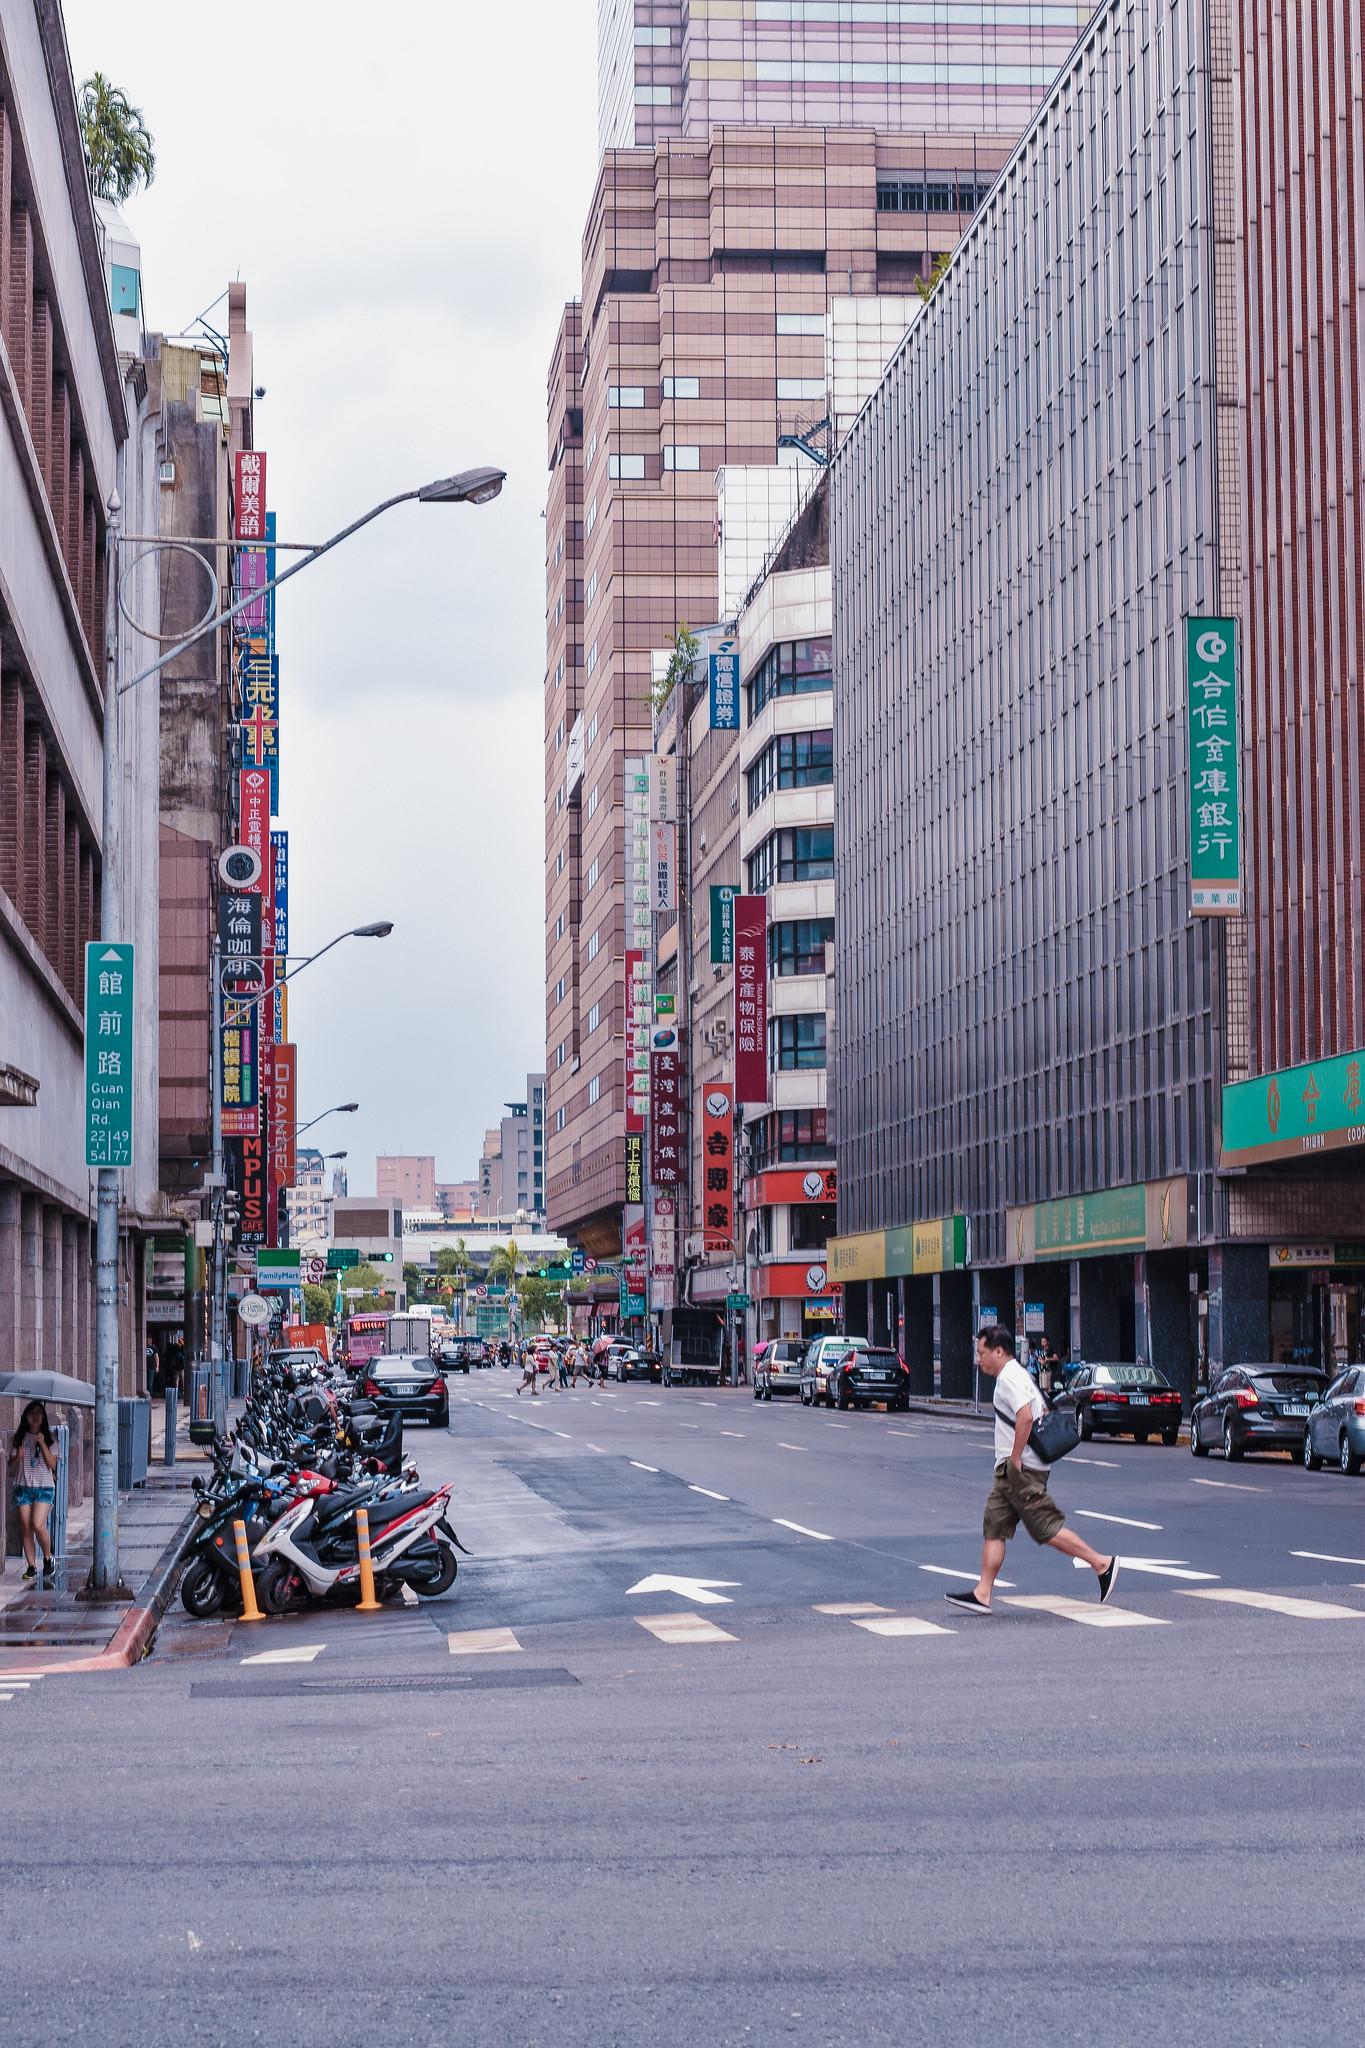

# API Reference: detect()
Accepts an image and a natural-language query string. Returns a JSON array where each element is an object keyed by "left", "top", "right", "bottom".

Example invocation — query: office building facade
[{"left": 830, "top": 0, "right": 1365, "bottom": 1390}]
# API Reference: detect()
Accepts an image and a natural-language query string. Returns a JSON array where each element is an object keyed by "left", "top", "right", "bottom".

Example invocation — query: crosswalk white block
[
  {"left": 448, "top": 1627, "right": 523, "bottom": 1656},
  {"left": 853, "top": 1616, "right": 956, "bottom": 1638},
  {"left": 1182, "top": 1589, "right": 1365, "bottom": 1621},
  {"left": 1003, "top": 1595, "right": 1167, "bottom": 1629},
  {"left": 635, "top": 1612, "right": 735, "bottom": 1645}
]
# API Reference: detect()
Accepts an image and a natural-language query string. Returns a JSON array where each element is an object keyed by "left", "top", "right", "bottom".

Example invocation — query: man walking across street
[{"left": 946, "top": 1325, "right": 1119, "bottom": 1616}]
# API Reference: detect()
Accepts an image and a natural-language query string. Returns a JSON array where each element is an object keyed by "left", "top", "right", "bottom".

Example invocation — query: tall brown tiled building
[{"left": 543, "top": 124, "right": 1013, "bottom": 1251}]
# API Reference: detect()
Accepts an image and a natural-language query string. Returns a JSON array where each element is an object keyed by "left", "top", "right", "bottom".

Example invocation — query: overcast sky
[{"left": 63, "top": 0, "right": 598, "bottom": 1193}]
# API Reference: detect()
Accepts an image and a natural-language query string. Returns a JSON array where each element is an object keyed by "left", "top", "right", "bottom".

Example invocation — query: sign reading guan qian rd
[
  {"left": 1222, "top": 1046, "right": 1365, "bottom": 1169},
  {"left": 84, "top": 943, "right": 134, "bottom": 1167},
  {"left": 1186, "top": 617, "right": 1241, "bottom": 914}
]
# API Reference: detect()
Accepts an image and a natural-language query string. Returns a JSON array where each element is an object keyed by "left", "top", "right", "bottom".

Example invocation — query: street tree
[
  {"left": 487, "top": 1239, "right": 523, "bottom": 1332},
  {"left": 78, "top": 73, "right": 156, "bottom": 203},
  {"left": 300, "top": 1283, "right": 334, "bottom": 1325}
]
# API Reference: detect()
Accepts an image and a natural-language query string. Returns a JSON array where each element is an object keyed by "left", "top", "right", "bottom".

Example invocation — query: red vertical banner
[
  {"left": 233, "top": 450, "right": 267, "bottom": 540},
  {"left": 649, "top": 1024, "right": 682, "bottom": 1184},
  {"left": 734, "top": 895, "right": 768, "bottom": 1104},
  {"left": 701, "top": 1083, "right": 734, "bottom": 1251},
  {"left": 271, "top": 1043, "right": 296, "bottom": 1195}
]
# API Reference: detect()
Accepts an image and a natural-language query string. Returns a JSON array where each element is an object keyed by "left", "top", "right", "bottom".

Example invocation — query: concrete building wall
[{"left": 376, "top": 1155, "right": 437, "bottom": 1208}]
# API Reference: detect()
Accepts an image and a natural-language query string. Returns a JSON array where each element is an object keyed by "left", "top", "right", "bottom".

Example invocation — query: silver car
[
  {"left": 1302, "top": 1366, "right": 1365, "bottom": 1475},
  {"left": 754, "top": 1340, "right": 810, "bottom": 1400}
]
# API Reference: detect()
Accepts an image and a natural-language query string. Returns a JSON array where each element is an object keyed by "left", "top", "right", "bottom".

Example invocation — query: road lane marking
[
  {"left": 1004, "top": 1595, "right": 1167, "bottom": 1629},
  {"left": 826, "top": 1422, "right": 851, "bottom": 1429},
  {"left": 854, "top": 1615, "right": 956, "bottom": 1638},
  {"left": 679, "top": 1423, "right": 700, "bottom": 1430},
  {"left": 635, "top": 1613, "right": 735, "bottom": 1645},
  {"left": 448, "top": 1628, "right": 522, "bottom": 1655},
  {"left": 697, "top": 1401, "right": 717, "bottom": 1407},
  {"left": 584, "top": 1442, "right": 607, "bottom": 1453},
  {"left": 630, "top": 1461, "right": 659, "bottom": 1473},
  {"left": 1291, "top": 1551, "right": 1365, "bottom": 1567},
  {"left": 552, "top": 1431, "right": 572, "bottom": 1439},
  {"left": 720, "top": 1430, "right": 745, "bottom": 1438},
  {"left": 778, "top": 1443, "right": 806, "bottom": 1452},
  {"left": 1182, "top": 1589, "right": 1365, "bottom": 1620},
  {"left": 637, "top": 1400, "right": 660, "bottom": 1407},
  {"left": 1070, "top": 1456, "right": 1121, "bottom": 1467},
  {"left": 888, "top": 1428, "right": 918, "bottom": 1437},
  {"left": 815, "top": 1602, "right": 889, "bottom": 1615},
  {"left": 772, "top": 1518, "right": 833, "bottom": 1541},
  {"left": 689, "top": 1485, "right": 730, "bottom": 1501},
  {"left": 240, "top": 1644, "right": 326, "bottom": 1666},
  {"left": 1190, "top": 1477, "right": 1264, "bottom": 1492},
  {"left": 1075, "top": 1510, "right": 1163, "bottom": 1531},
  {"left": 918, "top": 1564, "right": 1015, "bottom": 1587}
]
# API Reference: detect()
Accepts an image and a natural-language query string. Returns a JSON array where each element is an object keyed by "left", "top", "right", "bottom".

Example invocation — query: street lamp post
[{"left": 85, "top": 468, "right": 504, "bottom": 1596}]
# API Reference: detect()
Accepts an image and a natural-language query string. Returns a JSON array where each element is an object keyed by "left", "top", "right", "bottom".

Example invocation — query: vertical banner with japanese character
[
  {"left": 701, "top": 1082, "right": 734, "bottom": 1252},
  {"left": 1186, "top": 618, "right": 1241, "bottom": 914},
  {"left": 649, "top": 1023, "right": 682, "bottom": 1184},
  {"left": 734, "top": 894, "right": 768, "bottom": 1103}
]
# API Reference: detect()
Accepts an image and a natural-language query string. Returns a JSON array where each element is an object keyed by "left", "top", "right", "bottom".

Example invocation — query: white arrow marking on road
[
  {"left": 1075, "top": 1509, "right": 1163, "bottom": 1531},
  {"left": 625, "top": 1574, "right": 740, "bottom": 1605},
  {"left": 1072, "top": 1556, "right": 1219, "bottom": 1581},
  {"left": 240, "top": 1643, "right": 325, "bottom": 1665},
  {"left": 1291, "top": 1551, "right": 1365, "bottom": 1567}
]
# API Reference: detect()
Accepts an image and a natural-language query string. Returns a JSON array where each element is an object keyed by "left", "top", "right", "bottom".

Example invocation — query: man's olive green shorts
[{"left": 983, "top": 1461, "right": 1066, "bottom": 1545}]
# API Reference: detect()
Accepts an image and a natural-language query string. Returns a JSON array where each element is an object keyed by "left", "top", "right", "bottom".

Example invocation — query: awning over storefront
[
  {"left": 1222, "top": 1047, "right": 1365, "bottom": 1169},
  {"left": 1006, "top": 1179, "right": 1188, "bottom": 1262},
  {"left": 745, "top": 1166, "right": 836, "bottom": 1207},
  {"left": 828, "top": 1215, "right": 968, "bottom": 1282},
  {"left": 754, "top": 1260, "right": 840, "bottom": 1300}
]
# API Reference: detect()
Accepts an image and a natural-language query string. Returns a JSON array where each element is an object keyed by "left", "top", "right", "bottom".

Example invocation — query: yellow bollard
[
  {"left": 354, "top": 1507, "right": 381, "bottom": 1612},
  {"left": 232, "top": 1517, "right": 263, "bottom": 1622}
]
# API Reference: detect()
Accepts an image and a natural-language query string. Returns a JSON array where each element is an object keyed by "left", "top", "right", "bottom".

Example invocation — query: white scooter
[{"left": 252, "top": 1481, "right": 463, "bottom": 1613}]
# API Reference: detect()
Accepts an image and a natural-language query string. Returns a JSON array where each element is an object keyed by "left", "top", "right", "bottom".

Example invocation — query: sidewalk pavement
[{"left": 0, "top": 1407, "right": 208, "bottom": 1677}]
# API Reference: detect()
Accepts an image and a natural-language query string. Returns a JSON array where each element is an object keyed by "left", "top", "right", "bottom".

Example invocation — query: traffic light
[{"left": 369, "top": 1252, "right": 394, "bottom": 1263}]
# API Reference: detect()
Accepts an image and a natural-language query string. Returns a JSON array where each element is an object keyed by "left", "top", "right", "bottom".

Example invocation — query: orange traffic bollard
[
  {"left": 232, "top": 1518, "right": 262, "bottom": 1622},
  {"left": 354, "top": 1507, "right": 381, "bottom": 1612}
]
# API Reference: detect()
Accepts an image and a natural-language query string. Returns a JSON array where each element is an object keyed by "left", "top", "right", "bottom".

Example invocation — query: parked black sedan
[
  {"left": 803, "top": 1345, "right": 910, "bottom": 1411},
  {"left": 1189, "top": 1364, "right": 1325, "bottom": 1461},
  {"left": 1053, "top": 1364, "right": 1184, "bottom": 1444},
  {"left": 356, "top": 1352, "right": 450, "bottom": 1427}
]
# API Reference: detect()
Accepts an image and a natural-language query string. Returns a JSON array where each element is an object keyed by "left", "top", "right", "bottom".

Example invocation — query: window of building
[
  {"left": 747, "top": 826, "right": 834, "bottom": 893},
  {"left": 586, "top": 640, "right": 598, "bottom": 676},
  {"left": 663, "top": 444, "right": 700, "bottom": 470},
  {"left": 586, "top": 927, "right": 601, "bottom": 962},
  {"left": 587, "top": 1002, "right": 601, "bottom": 1032},
  {"left": 746, "top": 637, "right": 833, "bottom": 718},
  {"left": 662, "top": 375, "right": 700, "bottom": 400},
  {"left": 554, "top": 977, "right": 566, "bottom": 1004},
  {"left": 587, "top": 1074, "right": 601, "bottom": 1104},
  {"left": 586, "top": 784, "right": 599, "bottom": 820},
  {"left": 875, "top": 178, "right": 990, "bottom": 215},
  {"left": 584, "top": 568, "right": 598, "bottom": 606},
  {"left": 634, "top": 24, "right": 670, "bottom": 42},
  {"left": 770, "top": 1014, "right": 826, "bottom": 1071},
  {"left": 746, "top": 729, "right": 833, "bottom": 812},
  {"left": 587, "top": 858, "right": 599, "bottom": 889},
  {"left": 771, "top": 917, "right": 834, "bottom": 977},
  {"left": 776, "top": 312, "right": 826, "bottom": 335},
  {"left": 749, "top": 1108, "right": 828, "bottom": 1170},
  {"left": 608, "top": 386, "right": 645, "bottom": 408},
  {"left": 585, "top": 496, "right": 598, "bottom": 536},
  {"left": 585, "top": 430, "right": 598, "bottom": 467},
  {"left": 555, "top": 911, "right": 566, "bottom": 940},
  {"left": 777, "top": 378, "right": 825, "bottom": 401},
  {"left": 586, "top": 712, "right": 599, "bottom": 746},
  {"left": 555, "top": 1106, "right": 566, "bottom": 1132},
  {"left": 635, "top": 85, "right": 672, "bottom": 104},
  {"left": 789, "top": 1201, "right": 836, "bottom": 1251},
  {"left": 609, "top": 453, "right": 646, "bottom": 479},
  {"left": 556, "top": 848, "right": 565, "bottom": 875},
  {"left": 555, "top": 1041, "right": 568, "bottom": 1069}
]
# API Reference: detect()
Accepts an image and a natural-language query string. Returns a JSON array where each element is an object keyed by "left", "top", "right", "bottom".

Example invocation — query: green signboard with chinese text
[
  {"left": 84, "top": 942, "right": 135, "bottom": 1167},
  {"left": 1007, "top": 1180, "right": 1188, "bottom": 1262},
  {"left": 709, "top": 885, "right": 738, "bottom": 965},
  {"left": 1222, "top": 1045, "right": 1365, "bottom": 1168},
  {"left": 1186, "top": 618, "right": 1242, "bottom": 914}
]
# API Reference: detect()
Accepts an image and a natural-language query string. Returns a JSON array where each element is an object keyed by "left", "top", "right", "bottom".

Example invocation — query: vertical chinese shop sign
[
  {"left": 650, "top": 1024, "right": 682, "bottom": 1185},
  {"left": 734, "top": 895, "right": 768, "bottom": 1103},
  {"left": 701, "top": 1082, "right": 734, "bottom": 1251},
  {"left": 624, "top": 948, "right": 651, "bottom": 1134},
  {"left": 1186, "top": 618, "right": 1241, "bottom": 914}
]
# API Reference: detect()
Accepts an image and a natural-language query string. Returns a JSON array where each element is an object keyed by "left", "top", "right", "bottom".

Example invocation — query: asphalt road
[{"left": 4, "top": 1375, "right": 1362, "bottom": 2047}]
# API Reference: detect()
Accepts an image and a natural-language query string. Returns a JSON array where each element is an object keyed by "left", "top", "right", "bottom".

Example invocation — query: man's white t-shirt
[{"left": 992, "top": 1359, "right": 1048, "bottom": 1471}]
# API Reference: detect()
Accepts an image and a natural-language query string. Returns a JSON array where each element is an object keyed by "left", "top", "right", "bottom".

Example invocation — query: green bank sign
[
  {"left": 1223, "top": 1046, "right": 1365, "bottom": 1168},
  {"left": 1007, "top": 1179, "right": 1188, "bottom": 1262},
  {"left": 1186, "top": 617, "right": 1242, "bottom": 914}
]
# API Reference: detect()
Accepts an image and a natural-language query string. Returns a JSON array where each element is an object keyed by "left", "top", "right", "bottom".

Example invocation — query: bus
[{"left": 344, "top": 1312, "right": 390, "bottom": 1369}]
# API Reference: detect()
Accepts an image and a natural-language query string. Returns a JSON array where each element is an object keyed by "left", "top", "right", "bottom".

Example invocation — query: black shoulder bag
[{"left": 993, "top": 1389, "right": 1080, "bottom": 1465}]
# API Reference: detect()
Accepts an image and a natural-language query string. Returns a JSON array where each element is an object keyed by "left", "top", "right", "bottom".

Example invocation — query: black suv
[{"left": 811, "top": 1346, "right": 910, "bottom": 1412}]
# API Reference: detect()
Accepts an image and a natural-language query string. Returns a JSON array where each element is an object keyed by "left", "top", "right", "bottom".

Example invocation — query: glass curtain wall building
[{"left": 830, "top": 0, "right": 1225, "bottom": 1394}]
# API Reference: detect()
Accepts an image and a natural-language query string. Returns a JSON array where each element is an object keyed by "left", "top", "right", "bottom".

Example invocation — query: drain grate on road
[{"left": 191, "top": 1666, "right": 578, "bottom": 1698}]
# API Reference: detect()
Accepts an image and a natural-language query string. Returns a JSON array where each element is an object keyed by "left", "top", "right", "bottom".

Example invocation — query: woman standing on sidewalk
[{"left": 7, "top": 1401, "right": 59, "bottom": 1581}]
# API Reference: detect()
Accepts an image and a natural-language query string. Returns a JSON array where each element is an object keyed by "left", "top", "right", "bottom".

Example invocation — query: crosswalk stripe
[
  {"left": 918, "top": 1563, "right": 1016, "bottom": 1586},
  {"left": 448, "top": 1628, "right": 522, "bottom": 1656},
  {"left": 1073, "top": 1556, "right": 1219, "bottom": 1581},
  {"left": 1290, "top": 1551, "right": 1365, "bottom": 1567},
  {"left": 1004, "top": 1595, "right": 1168, "bottom": 1629},
  {"left": 0, "top": 1692, "right": 15, "bottom": 1702},
  {"left": 1182, "top": 1589, "right": 1365, "bottom": 1621},
  {"left": 635, "top": 1613, "right": 735, "bottom": 1645},
  {"left": 814, "top": 1602, "right": 889, "bottom": 1615},
  {"left": 854, "top": 1616, "right": 956, "bottom": 1638},
  {"left": 240, "top": 1643, "right": 326, "bottom": 1666}
]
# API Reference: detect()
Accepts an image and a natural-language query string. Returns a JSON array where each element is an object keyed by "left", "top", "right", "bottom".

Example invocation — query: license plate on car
[
  {"left": 1283, "top": 1403, "right": 1309, "bottom": 1417},
  {"left": 1129, "top": 1394, "right": 1148, "bottom": 1404},
  {"left": 867, "top": 1372, "right": 891, "bottom": 1381}
]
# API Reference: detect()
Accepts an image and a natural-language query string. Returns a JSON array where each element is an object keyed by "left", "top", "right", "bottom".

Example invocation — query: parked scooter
[{"left": 252, "top": 1482, "right": 464, "bottom": 1614}]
